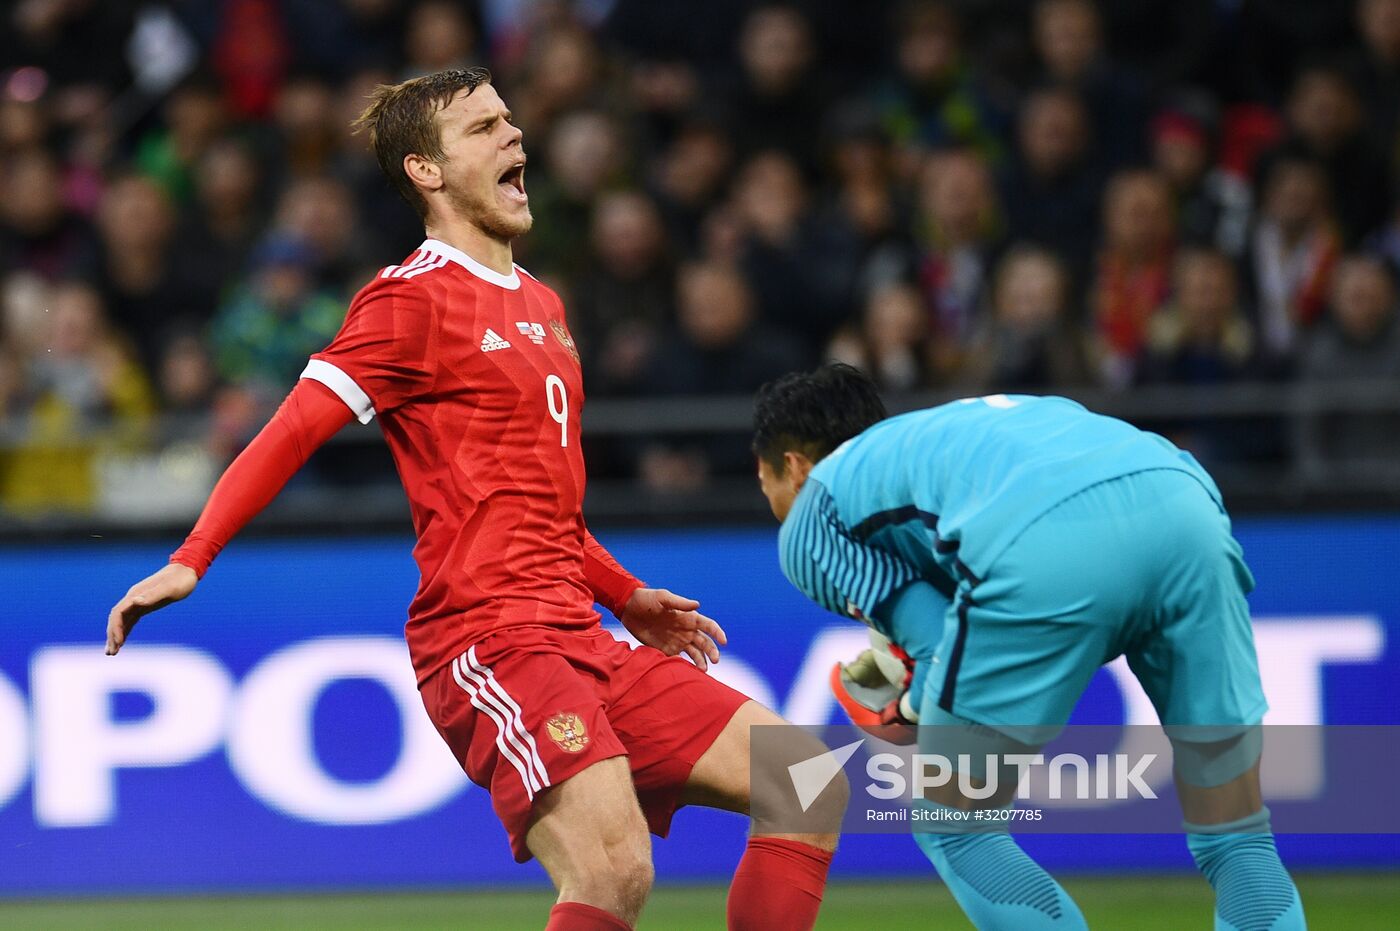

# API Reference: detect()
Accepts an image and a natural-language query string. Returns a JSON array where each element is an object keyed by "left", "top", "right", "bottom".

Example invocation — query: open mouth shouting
[{"left": 498, "top": 159, "right": 527, "bottom": 205}]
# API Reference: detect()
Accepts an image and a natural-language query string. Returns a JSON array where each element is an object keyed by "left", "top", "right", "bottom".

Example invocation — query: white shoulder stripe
[
  {"left": 387, "top": 249, "right": 432, "bottom": 278},
  {"left": 400, "top": 254, "right": 449, "bottom": 279},
  {"left": 300, "top": 359, "right": 375, "bottom": 423}
]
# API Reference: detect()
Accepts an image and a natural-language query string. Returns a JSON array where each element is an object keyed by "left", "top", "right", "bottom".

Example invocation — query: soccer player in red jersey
[{"left": 105, "top": 69, "right": 840, "bottom": 930}]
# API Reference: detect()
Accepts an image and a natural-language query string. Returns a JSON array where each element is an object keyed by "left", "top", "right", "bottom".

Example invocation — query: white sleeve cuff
[{"left": 300, "top": 359, "right": 376, "bottom": 423}]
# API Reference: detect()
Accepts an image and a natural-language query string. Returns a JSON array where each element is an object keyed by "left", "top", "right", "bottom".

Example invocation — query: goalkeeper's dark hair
[{"left": 752, "top": 363, "right": 888, "bottom": 475}]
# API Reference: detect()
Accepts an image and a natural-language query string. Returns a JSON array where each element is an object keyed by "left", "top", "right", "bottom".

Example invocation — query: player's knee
[
  {"left": 573, "top": 831, "right": 653, "bottom": 913},
  {"left": 751, "top": 728, "right": 850, "bottom": 841},
  {"left": 609, "top": 836, "right": 655, "bottom": 904}
]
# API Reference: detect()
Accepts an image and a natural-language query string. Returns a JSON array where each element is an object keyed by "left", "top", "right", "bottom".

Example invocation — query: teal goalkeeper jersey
[{"left": 777, "top": 394, "right": 1224, "bottom": 640}]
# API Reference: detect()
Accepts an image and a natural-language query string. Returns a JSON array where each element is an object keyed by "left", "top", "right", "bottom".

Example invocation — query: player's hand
[
  {"left": 620, "top": 587, "right": 727, "bottom": 672},
  {"left": 106, "top": 563, "right": 199, "bottom": 655}
]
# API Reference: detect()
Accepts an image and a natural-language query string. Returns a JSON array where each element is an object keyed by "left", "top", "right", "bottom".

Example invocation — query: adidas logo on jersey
[{"left": 480, "top": 328, "right": 512, "bottom": 352}]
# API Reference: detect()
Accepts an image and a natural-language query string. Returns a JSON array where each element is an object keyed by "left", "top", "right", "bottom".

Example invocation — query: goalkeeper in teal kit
[{"left": 752, "top": 364, "right": 1304, "bottom": 931}]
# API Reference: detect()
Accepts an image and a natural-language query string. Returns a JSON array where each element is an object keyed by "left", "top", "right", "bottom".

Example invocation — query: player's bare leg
[
  {"left": 526, "top": 756, "right": 653, "bottom": 930},
  {"left": 682, "top": 700, "right": 842, "bottom": 931},
  {"left": 1175, "top": 757, "right": 1264, "bottom": 825}
]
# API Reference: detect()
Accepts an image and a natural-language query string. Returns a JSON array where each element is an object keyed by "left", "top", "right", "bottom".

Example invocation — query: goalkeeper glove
[{"left": 830, "top": 641, "right": 919, "bottom": 745}]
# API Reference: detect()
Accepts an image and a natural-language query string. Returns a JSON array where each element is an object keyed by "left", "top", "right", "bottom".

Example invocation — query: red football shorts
[{"left": 419, "top": 624, "right": 751, "bottom": 862}]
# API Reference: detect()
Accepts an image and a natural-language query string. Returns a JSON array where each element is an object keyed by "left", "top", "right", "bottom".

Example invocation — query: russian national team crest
[
  {"left": 545, "top": 712, "right": 589, "bottom": 752},
  {"left": 549, "top": 319, "right": 580, "bottom": 362}
]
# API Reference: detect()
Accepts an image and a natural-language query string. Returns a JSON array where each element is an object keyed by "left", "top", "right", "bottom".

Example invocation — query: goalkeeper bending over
[{"left": 752, "top": 363, "right": 1305, "bottom": 931}]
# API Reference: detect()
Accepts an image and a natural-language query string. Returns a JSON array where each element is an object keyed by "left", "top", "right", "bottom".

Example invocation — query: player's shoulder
[
  {"left": 376, "top": 242, "right": 458, "bottom": 285},
  {"left": 349, "top": 245, "right": 440, "bottom": 303},
  {"left": 514, "top": 262, "right": 566, "bottom": 308},
  {"left": 353, "top": 240, "right": 505, "bottom": 314}
]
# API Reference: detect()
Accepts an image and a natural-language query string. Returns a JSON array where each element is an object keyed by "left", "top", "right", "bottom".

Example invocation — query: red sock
[
  {"left": 545, "top": 902, "right": 631, "bottom": 930},
  {"left": 726, "top": 836, "right": 834, "bottom": 931}
]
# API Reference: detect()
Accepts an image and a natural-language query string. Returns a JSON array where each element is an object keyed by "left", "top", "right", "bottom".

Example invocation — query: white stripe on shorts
[
  {"left": 452, "top": 655, "right": 541, "bottom": 798},
  {"left": 466, "top": 646, "right": 551, "bottom": 787}
]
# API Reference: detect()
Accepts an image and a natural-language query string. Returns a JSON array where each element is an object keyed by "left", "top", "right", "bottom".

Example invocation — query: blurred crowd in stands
[{"left": 3, "top": 0, "right": 1400, "bottom": 515}]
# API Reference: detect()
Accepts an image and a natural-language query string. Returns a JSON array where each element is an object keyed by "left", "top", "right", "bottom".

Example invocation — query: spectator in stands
[
  {"left": 91, "top": 173, "right": 216, "bottom": 372},
  {"left": 180, "top": 138, "right": 265, "bottom": 294},
  {"left": 1266, "top": 64, "right": 1390, "bottom": 244},
  {"left": 208, "top": 234, "right": 345, "bottom": 398},
  {"left": 572, "top": 190, "right": 674, "bottom": 396},
  {"left": 1030, "top": 0, "right": 1147, "bottom": 169},
  {"left": 1356, "top": 0, "right": 1400, "bottom": 145},
  {"left": 652, "top": 262, "right": 805, "bottom": 395},
  {"left": 273, "top": 176, "right": 373, "bottom": 298},
  {"left": 808, "top": 160, "right": 918, "bottom": 336},
  {"left": 825, "top": 100, "right": 895, "bottom": 192},
  {"left": 624, "top": 56, "right": 701, "bottom": 155},
  {"left": 1151, "top": 102, "right": 1253, "bottom": 257},
  {"left": 504, "top": 23, "right": 603, "bottom": 141},
  {"left": 648, "top": 114, "right": 734, "bottom": 254},
  {"left": 873, "top": 1, "right": 1006, "bottom": 166},
  {"left": 722, "top": 4, "right": 826, "bottom": 172},
  {"left": 828, "top": 282, "right": 933, "bottom": 392},
  {"left": 1246, "top": 156, "right": 1340, "bottom": 370},
  {"left": 731, "top": 150, "right": 834, "bottom": 356},
  {"left": 641, "top": 262, "right": 805, "bottom": 490},
  {"left": 998, "top": 86, "right": 1100, "bottom": 278},
  {"left": 1141, "top": 249, "right": 1255, "bottom": 385},
  {"left": 914, "top": 148, "right": 1003, "bottom": 378},
  {"left": 1297, "top": 254, "right": 1400, "bottom": 479},
  {"left": 133, "top": 76, "right": 229, "bottom": 204},
  {"left": 156, "top": 329, "right": 218, "bottom": 420},
  {"left": 520, "top": 110, "right": 627, "bottom": 278},
  {"left": 1142, "top": 248, "right": 1282, "bottom": 465},
  {"left": 268, "top": 73, "right": 341, "bottom": 183},
  {"left": 0, "top": 146, "right": 93, "bottom": 280},
  {"left": 962, "top": 245, "right": 1089, "bottom": 390},
  {"left": 402, "top": 0, "right": 481, "bottom": 78},
  {"left": 1091, "top": 170, "right": 1176, "bottom": 387},
  {"left": 1, "top": 271, "right": 50, "bottom": 410},
  {"left": 26, "top": 281, "right": 152, "bottom": 428},
  {"left": 0, "top": 280, "right": 152, "bottom": 513}
]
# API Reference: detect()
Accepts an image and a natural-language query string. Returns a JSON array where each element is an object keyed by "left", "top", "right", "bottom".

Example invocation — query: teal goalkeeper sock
[
  {"left": 1186, "top": 808, "right": 1306, "bottom": 931},
  {"left": 913, "top": 821, "right": 1087, "bottom": 930}
]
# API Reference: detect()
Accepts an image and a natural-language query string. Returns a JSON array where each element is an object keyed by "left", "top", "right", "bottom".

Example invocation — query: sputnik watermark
[
  {"left": 865, "top": 751, "right": 1159, "bottom": 801},
  {"left": 751, "top": 724, "right": 1400, "bottom": 835},
  {"left": 783, "top": 740, "right": 1158, "bottom": 823}
]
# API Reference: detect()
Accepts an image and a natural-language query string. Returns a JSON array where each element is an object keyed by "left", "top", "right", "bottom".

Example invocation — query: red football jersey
[{"left": 303, "top": 239, "right": 599, "bottom": 682}]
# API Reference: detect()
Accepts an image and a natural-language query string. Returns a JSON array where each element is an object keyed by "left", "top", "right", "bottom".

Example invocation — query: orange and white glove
[{"left": 830, "top": 639, "right": 919, "bottom": 745}]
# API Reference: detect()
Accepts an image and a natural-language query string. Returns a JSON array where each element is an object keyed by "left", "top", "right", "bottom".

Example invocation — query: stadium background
[{"left": 1, "top": 0, "right": 1398, "bottom": 928}]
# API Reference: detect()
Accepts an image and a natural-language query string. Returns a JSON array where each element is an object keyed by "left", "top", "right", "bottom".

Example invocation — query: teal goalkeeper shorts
[{"left": 921, "top": 468, "right": 1268, "bottom": 736}]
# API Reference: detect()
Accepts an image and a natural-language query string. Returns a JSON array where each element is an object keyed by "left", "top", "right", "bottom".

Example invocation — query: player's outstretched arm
[{"left": 104, "top": 379, "right": 354, "bottom": 655}]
